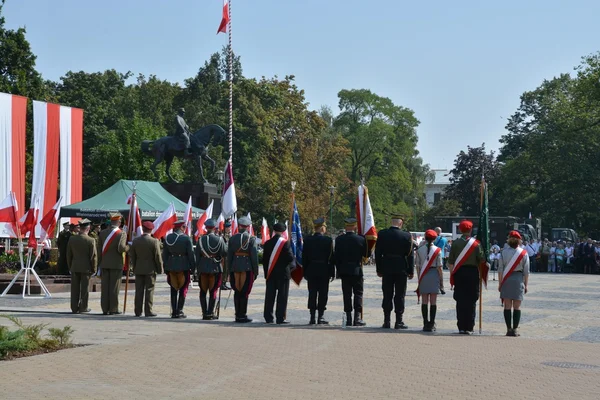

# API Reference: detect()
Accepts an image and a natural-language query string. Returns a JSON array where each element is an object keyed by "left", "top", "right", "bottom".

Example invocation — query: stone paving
[{"left": 0, "top": 268, "right": 599, "bottom": 399}]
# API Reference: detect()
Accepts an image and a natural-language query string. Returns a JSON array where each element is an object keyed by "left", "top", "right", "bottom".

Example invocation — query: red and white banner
[
  {"left": 126, "top": 194, "right": 143, "bottom": 239},
  {"left": 246, "top": 212, "right": 254, "bottom": 236},
  {"left": 39, "top": 197, "right": 62, "bottom": 243},
  {"left": 0, "top": 93, "right": 27, "bottom": 237},
  {"left": 195, "top": 199, "right": 214, "bottom": 240},
  {"left": 59, "top": 104, "right": 83, "bottom": 226},
  {"left": 261, "top": 217, "right": 270, "bottom": 245},
  {"left": 231, "top": 214, "right": 238, "bottom": 235},
  {"left": 19, "top": 194, "right": 38, "bottom": 237},
  {"left": 0, "top": 192, "right": 19, "bottom": 238},
  {"left": 217, "top": 0, "right": 230, "bottom": 34},
  {"left": 217, "top": 213, "right": 224, "bottom": 233},
  {"left": 27, "top": 199, "right": 40, "bottom": 249},
  {"left": 222, "top": 161, "right": 237, "bottom": 218},
  {"left": 183, "top": 196, "right": 193, "bottom": 237},
  {"left": 356, "top": 184, "right": 377, "bottom": 254},
  {"left": 152, "top": 203, "right": 177, "bottom": 240}
]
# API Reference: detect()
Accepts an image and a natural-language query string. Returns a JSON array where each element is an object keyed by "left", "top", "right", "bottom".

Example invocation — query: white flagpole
[{"left": 228, "top": 0, "right": 233, "bottom": 164}]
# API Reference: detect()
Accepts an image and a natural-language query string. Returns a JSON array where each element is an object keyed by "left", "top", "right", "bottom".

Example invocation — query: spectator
[
  {"left": 549, "top": 241, "right": 557, "bottom": 273},
  {"left": 541, "top": 239, "right": 551, "bottom": 272},
  {"left": 524, "top": 240, "right": 537, "bottom": 273},
  {"left": 555, "top": 243, "right": 565, "bottom": 273},
  {"left": 433, "top": 227, "right": 448, "bottom": 270},
  {"left": 565, "top": 241, "right": 574, "bottom": 273},
  {"left": 490, "top": 240, "right": 500, "bottom": 271},
  {"left": 583, "top": 239, "right": 595, "bottom": 274}
]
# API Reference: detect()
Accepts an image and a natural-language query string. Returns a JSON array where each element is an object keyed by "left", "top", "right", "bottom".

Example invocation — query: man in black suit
[
  {"left": 262, "top": 222, "right": 296, "bottom": 324},
  {"left": 303, "top": 217, "right": 335, "bottom": 325},
  {"left": 375, "top": 214, "right": 414, "bottom": 329},
  {"left": 335, "top": 218, "right": 368, "bottom": 327}
]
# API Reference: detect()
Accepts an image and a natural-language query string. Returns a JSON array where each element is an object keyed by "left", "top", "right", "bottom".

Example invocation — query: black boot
[
  {"left": 234, "top": 292, "right": 241, "bottom": 321},
  {"left": 237, "top": 297, "right": 252, "bottom": 323},
  {"left": 422, "top": 304, "right": 430, "bottom": 331},
  {"left": 430, "top": 305, "right": 437, "bottom": 332},
  {"left": 309, "top": 310, "right": 316, "bottom": 325},
  {"left": 200, "top": 294, "right": 208, "bottom": 320},
  {"left": 354, "top": 312, "right": 366, "bottom": 327},
  {"left": 382, "top": 311, "right": 391, "bottom": 329},
  {"left": 395, "top": 314, "right": 407, "bottom": 329},
  {"left": 170, "top": 290, "right": 179, "bottom": 318},
  {"left": 317, "top": 310, "right": 329, "bottom": 325},
  {"left": 208, "top": 297, "right": 216, "bottom": 320},
  {"left": 345, "top": 312, "right": 353, "bottom": 327},
  {"left": 177, "top": 293, "right": 187, "bottom": 319}
]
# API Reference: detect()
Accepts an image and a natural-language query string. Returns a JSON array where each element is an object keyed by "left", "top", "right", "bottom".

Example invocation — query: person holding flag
[
  {"left": 195, "top": 218, "right": 227, "bottom": 320},
  {"left": 498, "top": 230, "right": 530, "bottom": 337},
  {"left": 66, "top": 219, "right": 97, "bottom": 314},
  {"left": 98, "top": 212, "right": 128, "bottom": 315},
  {"left": 415, "top": 229, "right": 444, "bottom": 332},
  {"left": 262, "top": 222, "right": 295, "bottom": 324},
  {"left": 448, "top": 220, "right": 487, "bottom": 334}
]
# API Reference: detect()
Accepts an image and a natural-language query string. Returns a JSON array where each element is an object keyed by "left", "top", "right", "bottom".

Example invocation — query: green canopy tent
[{"left": 60, "top": 180, "right": 204, "bottom": 220}]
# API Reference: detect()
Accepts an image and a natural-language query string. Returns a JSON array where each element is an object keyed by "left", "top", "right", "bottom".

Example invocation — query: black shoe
[
  {"left": 109, "top": 311, "right": 122, "bottom": 315},
  {"left": 506, "top": 329, "right": 513, "bottom": 336},
  {"left": 430, "top": 323, "right": 437, "bottom": 332},
  {"left": 309, "top": 318, "right": 316, "bottom": 325},
  {"left": 354, "top": 319, "right": 366, "bottom": 327},
  {"left": 382, "top": 321, "right": 391, "bottom": 329},
  {"left": 81, "top": 309, "right": 91, "bottom": 313},
  {"left": 317, "top": 317, "right": 329, "bottom": 325},
  {"left": 236, "top": 317, "right": 253, "bottom": 323},
  {"left": 178, "top": 312, "right": 187, "bottom": 319},
  {"left": 202, "top": 315, "right": 211, "bottom": 320},
  {"left": 171, "top": 313, "right": 179, "bottom": 319},
  {"left": 265, "top": 320, "right": 275, "bottom": 324},
  {"left": 394, "top": 321, "right": 408, "bottom": 330},
  {"left": 103, "top": 312, "right": 109, "bottom": 315},
  {"left": 71, "top": 311, "right": 80, "bottom": 314},
  {"left": 145, "top": 312, "right": 157, "bottom": 317},
  {"left": 277, "top": 320, "right": 290, "bottom": 325},
  {"left": 135, "top": 313, "right": 142, "bottom": 317}
]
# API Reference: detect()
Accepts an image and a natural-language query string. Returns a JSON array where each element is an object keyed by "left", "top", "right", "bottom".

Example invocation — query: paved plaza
[{"left": 1, "top": 269, "right": 599, "bottom": 399}]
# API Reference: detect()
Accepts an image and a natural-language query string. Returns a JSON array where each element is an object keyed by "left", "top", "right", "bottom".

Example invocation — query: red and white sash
[
  {"left": 267, "top": 236, "right": 287, "bottom": 280},
  {"left": 416, "top": 246, "right": 441, "bottom": 300},
  {"left": 102, "top": 228, "right": 122, "bottom": 256},
  {"left": 500, "top": 247, "right": 527, "bottom": 287},
  {"left": 450, "top": 237, "right": 479, "bottom": 285}
]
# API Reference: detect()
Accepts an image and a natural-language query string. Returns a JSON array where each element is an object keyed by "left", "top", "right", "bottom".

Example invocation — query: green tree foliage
[{"left": 423, "top": 199, "right": 462, "bottom": 229}]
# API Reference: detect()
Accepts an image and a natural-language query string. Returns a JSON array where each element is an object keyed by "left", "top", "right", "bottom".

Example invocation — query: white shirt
[{"left": 525, "top": 243, "right": 536, "bottom": 257}]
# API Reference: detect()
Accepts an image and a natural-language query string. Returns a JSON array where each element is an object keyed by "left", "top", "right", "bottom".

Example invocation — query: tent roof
[{"left": 60, "top": 180, "right": 204, "bottom": 220}]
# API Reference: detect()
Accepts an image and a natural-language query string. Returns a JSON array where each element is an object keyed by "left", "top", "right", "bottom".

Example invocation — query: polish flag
[
  {"left": 246, "top": 212, "right": 254, "bottom": 236},
  {"left": 217, "top": 0, "right": 230, "bottom": 34},
  {"left": 261, "top": 217, "right": 271, "bottom": 245},
  {"left": 152, "top": 203, "right": 177, "bottom": 240},
  {"left": 217, "top": 213, "right": 225, "bottom": 233},
  {"left": 183, "top": 196, "right": 193, "bottom": 237},
  {"left": 231, "top": 214, "right": 238, "bottom": 235},
  {"left": 25, "top": 198, "right": 40, "bottom": 249},
  {"left": 39, "top": 197, "right": 62, "bottom": 243},
  {"left": 194, "top": 199, "right": 214, "bottom": 240},
  {"left": 222, "top": 161, "right": 237, "bottom": 218},
  {"left": 126, "top": 194, "right": 143, "bottom": 239},
  {"left": 356, "top": 184, "right": 377, "bottom": 255},
  {"left": 0, "top": 93, "right": 27, "bottom": 223},
  {"left": 19, "top": 194, "right": 38, "bottom": 237},
  {"left": 0, "top": 192, "right": 19, "bottom": 238},
  {"left": 281, "top": 221, "right": 289, "bottom": 241}
]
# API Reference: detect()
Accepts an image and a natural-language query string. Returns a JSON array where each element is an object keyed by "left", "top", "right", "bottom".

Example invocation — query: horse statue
[{"left": 141, "top": 124, "right": 226, "bottom": 183}]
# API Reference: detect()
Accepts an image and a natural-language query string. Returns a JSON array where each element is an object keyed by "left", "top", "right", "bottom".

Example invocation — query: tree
[{"left": 423, "top": 199, "right": 462, "bottom": 229}]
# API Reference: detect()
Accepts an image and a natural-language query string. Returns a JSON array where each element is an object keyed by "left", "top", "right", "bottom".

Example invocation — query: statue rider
[{"left": 175, "top": 108, "right": 192, "bottom": 156}]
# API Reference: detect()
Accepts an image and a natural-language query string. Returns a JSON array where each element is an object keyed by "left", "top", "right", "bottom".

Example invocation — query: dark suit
[
  {"left": 375, "top": 227, "right": 414, "bottom": 320},
  {"left": 57, "top": 230, "right": 72, "bottom": 274},
  {"left": 335, "top": 232, "right": 368, "bottom": 316},
  {"left": 163, "top": 232, "right": 195, "bottom": 316},
  {"left": 226, "top": 231, "right": 259, "bottom": 320},
  {"left": 262, "top": 234, "right": 295, "bottom": 323},
  {"left": 195, "top": 233, "right": 227, "bottom": 318},
  {"left": 303, "top": 233, "right": 335, "bottom": 315}
]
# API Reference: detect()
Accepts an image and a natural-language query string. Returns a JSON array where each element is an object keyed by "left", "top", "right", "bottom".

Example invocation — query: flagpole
[
  {"left": 228, "top": 0, "right": 233, "bottom": 164},
  {"left": 123, "top": 182, "right": 136, "bottom": 313},
  {"left": 360, "top": 178, "right": 367, "bottom": 321},
  {"left": 479, "top": 177, "right": 484, "bottom": 334}
]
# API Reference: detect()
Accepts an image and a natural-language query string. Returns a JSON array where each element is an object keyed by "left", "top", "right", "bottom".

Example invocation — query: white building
[{"left": 425, "top": 169, "right": 450, "bottom": 207}]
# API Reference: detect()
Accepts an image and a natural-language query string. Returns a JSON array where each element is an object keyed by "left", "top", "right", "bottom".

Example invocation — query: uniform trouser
[
  {"left": 58, "top": 255, "right": 69, "bottom": 275},
  {"left": 134, "top": 274, "right": 156, "bottom": 316},
  {"left": 453, "top": 266, "right": 480, "bottom": 331},
  {"left": 541, "top": 254, "right": 549, "bottom": 272},
  {"left": 101, "top": 269, "right": 122, "bottom": 313},
  {"left": 307, "top": 277, "right": 330, "bottom": 313},
  {"left": 167, "top": 271, "right": 191, "bottom": 314},
  {"left": 264, "top": 277, "right": 290, "bottom": 322},
  {"left": 230, "top": 271, "right": 254, "bottom": 319},
  {"left": 341, "top": 276, "right": 363, "bottom": 313},
  {"left": 200, "top": 273, "right": 222, "bottom": 316},
  {"left": 529, "top": 257, "right": 536, "bottom": 272},
  {"left": 71, "top": 272, "right": 90, "bottom": 313},
  {"left": 381, "top": 274, "right": 407, "bottom": 317}
]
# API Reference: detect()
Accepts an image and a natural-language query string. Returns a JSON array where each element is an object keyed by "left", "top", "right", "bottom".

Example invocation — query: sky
[{"left": 4, "top": 0, "right": 600, "bottom": 170}]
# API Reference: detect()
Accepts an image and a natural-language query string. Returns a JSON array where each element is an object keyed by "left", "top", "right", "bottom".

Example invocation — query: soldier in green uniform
[
  {"left": 57, "top": 221, "right": 72, "bottom": 274},
  {"left": 67, "top": 219, "right": 97, "bottom": 314},
  {"left": 98, "top": 212, "right": 128, "bottom": 315},
  {"left": 88, "top": 223, "right": 101, "bottom": 243},
  {"left": 227, "top": 216, "right": 258, "bottom": 323},
  {"left": 195, "top": 218, "right": 227, "bottom": 320},
  {"left": 163, "top": 220, "right": 195, "bottom": 318},
  {"left": 130, "top": 221, "right": 163, "bottom": 317},
  {"left": 448, "top": 220, "right": 487, "bottom": 334}
]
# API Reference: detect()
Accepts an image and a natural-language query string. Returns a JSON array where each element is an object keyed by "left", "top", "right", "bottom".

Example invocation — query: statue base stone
[{"left": 161, "top": 183, "right": 221, "bottom": 216}]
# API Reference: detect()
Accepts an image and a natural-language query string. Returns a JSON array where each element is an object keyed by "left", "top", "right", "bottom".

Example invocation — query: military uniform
[
  {"left": 226, "top": 217, "right": 259, "bottom": 323},
  {"left": 302, "top": 218, "right": 335, "bottom": 324},
  {"left": 57, "top": 222, "right": 72, "bottom": 275},
  {"left": 163, "top": 221, "right": 195, "bottom": 318},
  {"left": 67, "top": 220, "right": 97, "bottom": 313},
  {"left": 448, "top": 221, "right": 485, "bottom": 334},
  {"left": 220, "top": 221, "right": 232, "bottom": 290},
  {"left": 195, "top": 219, "right": 227, "bottom": 320},
  {"left": 98, "top": 213, "right": 128, "bottom": 315},
  {"left": 262, "top": 224, "right": 295, "bottom": 324},
  {"left": 335, "top": 219, "right": 368, "bottom": 327},
  {"left": 130, "top": 223, "right": 163, "bottom": 317},
  {"left": 375, "top": 218, "right": 414, "bottom": 329}
]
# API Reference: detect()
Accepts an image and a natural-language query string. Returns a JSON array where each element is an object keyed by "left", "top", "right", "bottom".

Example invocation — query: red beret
[
  {"left": 142, "top": 221, "right": 154, "bottom": 230},
  {"left": 458, "top": 220, "right": 473, "bottom": 233},
  {"left": 509, "top": 230, "right": 522, "bottom": 239},
  {"left": 425, "top": 229, "right": 438, "bottom": 240}
]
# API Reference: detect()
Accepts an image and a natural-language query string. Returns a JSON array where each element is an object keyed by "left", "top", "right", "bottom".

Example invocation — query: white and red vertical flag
[
  {"left": 217, "top": 212, "right": 225, "bottom": 233},
  {"left": 26, "top": 198, "right": 40, "bottom": 249},
  {"left": 217, "top": 0, "right": 230, "bottom": 34},
  {"left": 39, "top": 197, "right": 62, "bottom": 243},
  {"left": 222, "top": 161, "right": 237, "bottom": 218},
  {"left": 183, "top": 196, "right": 193, "bottom": 237},
  {"left": 231, "top": 214, "right": 238, "bottom": 235},
  {"left": 0, "top": 192, "right": 19, "bottom": 238},
  {"left": 126, "top": 194, "right": 143, "bottom": 239},
  {"left": 195, "top": 199, "right": 214, "bottom": 240},
  {"left": 246, "top": 212, "right": 254, "bottom": 236},
  {"left": 356, "top": 184, "right": 377, "bottom": 255},
  {"left": 261, "top": 217, "right": 270, "bottom": 245},
  {"left": 152, "top": 203, "right": 177, "bottom": 240}
]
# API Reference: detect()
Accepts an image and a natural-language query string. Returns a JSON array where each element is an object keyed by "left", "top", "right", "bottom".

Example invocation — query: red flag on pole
[
  {"left": 39, "top": 197, "right": 62, "bottom": 243},
  {"left": 217, "top": 0, "right": 230, "bottom": 34}
]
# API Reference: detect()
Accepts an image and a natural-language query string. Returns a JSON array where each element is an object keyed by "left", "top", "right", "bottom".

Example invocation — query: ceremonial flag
[
  {"left": 39, "top": 197, "right": 62, "bottom": 243},
  {"left": 19, "top": 194, "right": 38, "bottom": 237},
  {"left": 217, "top": 212, "right": 225, "bottom": 232},
  {"left": 290, "top": 201, "right": 303, "bottom": 285},
  {"left": 0, "top": 93, "right": 27, "bottom": 215},
  {"left": 217, "top": 0, "right": 230, "bottom": 34},
  {"left": 281, "top": 221, "right": 289, "bottom": 241},
  {"left": 27, "top": 198, "right": 40, "bottom": 249},
  {"left": 152, "top": 203, "right": 177, "bottom": 240},
  {"left": 222, "top": 161, "right": 237, "bottom": 218},
  {"left": 195, "top": 200, "right": 214, "bottom": 240},
  {"left": 0, "top": 192, "right": 19, "bottom": 238},
  {"left": 477, "top": 178, "right": 490, "bottom": 288},
  {"left": 183, "top": 196, "right": 193, "bottom": 237},
  {"left": 126, "top": 194, "right": 143, "bottom": 239},
  {"left": 261, "top": 217, "right": 270, "bottom": 245},
  {"left": 356, "top": 184, "right": 377, "bottom": 255},
  {"left": 231, "top": 214, "right": 238, "bottom": 235},
  {"left": 247, "top": 212, "right": 254, "bottom": 236}
]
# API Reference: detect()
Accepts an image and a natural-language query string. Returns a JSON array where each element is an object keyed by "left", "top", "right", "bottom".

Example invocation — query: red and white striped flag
[
  {"left": 231, "top": 214, "right": 238, "bottom": 235},
  {"left": 261, "top": 217, "right": 270, "bottom": 245},
  {"left": 19, "top": 194, "right": 38, "bottom": 237},
  {"left": 152, "top": 203, "right": 177, "bottom": 240},
  {"left": 194, "top": 199, "right": 214, "bottom": 240},
  {"left": 356, "top": 184, "right": 377, "bottom": 254},
  {"left": 0, "top": 192, "right": 19, "bottom": 238},
  {"left": 247, "top": 212, "right": 254, "bottom": 236},
  {"left": 39, "top": 197, "right": 62, "bottom": 243},
  {"left": 183, "top": 196, "right": 193, "bottom": 237},
  {"left": 217, "top": 212, "right": 225, "bottom": 233},
  {"left": 222, "top": 161, "right": 237, "bottom": 218},
  {"left": 217, "top": 0, "right": 230, "bottom": 34},
  {"left": 26, "top": 198, "right": 40, "bottom": 249},
  {"left": 126, "top": 194, "right": 143, "bottom": 239}
]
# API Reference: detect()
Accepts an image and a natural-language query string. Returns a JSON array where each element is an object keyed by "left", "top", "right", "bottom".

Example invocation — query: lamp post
[
  {"left": 413, "top": 197, "right": 418, "bottom": 231},
  {"left": 329, "top": 186, "right": 335, "bottom": 233}
]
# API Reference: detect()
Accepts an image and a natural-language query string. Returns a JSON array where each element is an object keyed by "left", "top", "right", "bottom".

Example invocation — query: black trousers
[
  {"left": 381, "top": 274, "right": 407, "bottom": 316},
  {"left": 264, "top": 277, "right": 290, "bottom": 323},
  {"left": 341, "top": 276, "right": 363, "bottom": 313},
  {"left": 230, "top": 271, "right": 254, "bottom": 319},
  {"left": 199, "top": 273, "right": 222, "bottom": 316},
  {"left": 453, "top": 266, "right": 480, "bottom": 331},
  {"left": 307, "top": 277, "right": 330, "bottom": 313},
  {"left": 168, "top": 271, "right": 190, "bottom": 314}
]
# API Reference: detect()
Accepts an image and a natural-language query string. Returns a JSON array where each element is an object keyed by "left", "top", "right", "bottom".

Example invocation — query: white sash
[
  {"left": 102, "top": 228, "right": 122, "bottom": 255},
  {"left": 454, "top": 237, "right": 477, "bottom": 269},
  {"left": 419, "top": 246, "right": 441, "bottom": 280},
  {"left": 501, "top": 247, "right": 527, "bottom": 283},
  {"left": 267, "top": 236, "right": 287, "bottom": 279}
]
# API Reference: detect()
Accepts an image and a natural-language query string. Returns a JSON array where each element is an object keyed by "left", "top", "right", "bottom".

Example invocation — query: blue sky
[{"left": 4, "top": 0, "right": 600, "bottom": 169}]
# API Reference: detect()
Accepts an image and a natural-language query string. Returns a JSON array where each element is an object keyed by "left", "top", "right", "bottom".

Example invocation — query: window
[{"left": 433, "top": 192, "right": 442, "bottom": 204}]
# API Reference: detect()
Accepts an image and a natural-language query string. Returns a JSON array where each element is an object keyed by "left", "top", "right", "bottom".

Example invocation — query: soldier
[
  {"left": 448, "top": 220, "right": 487, "bottom": 334},
  {"left": 262, "top": 222, "right": 295, "bottom": 324},
  {"left": 88, "top": 223, "right": 101, "bottom": 243},
  {"left": 375, "top": 214, "right": 414, "bottom": 329},
  {"left": 226, "top": 216, "right": 259, "bottom": 323},
  {"left": 57, "top": 221, "right": 72, "bottom": 275},
  {"left": 220, "top": 219, "right": 233, "bottom": 290},
  {"left": 302, "top": 217, "right": 335, "bottom": 325},
  {"left": 130, "top": 221, "right": 163, "bottom": 317},
  {"left": 98, "top": 213, "right": 128, "bottom": 315},
  {"left": 195, "top": 218, "right": 227, "bottom": 320},
  {"left": 67, "top": 219, "right": 97, "bottom": 314},
  {"left": 335, "top": 218, "right": 368, "bottom": 327},
  {"left": 163, "top": 220, "right": 195, "bottom": 318}
]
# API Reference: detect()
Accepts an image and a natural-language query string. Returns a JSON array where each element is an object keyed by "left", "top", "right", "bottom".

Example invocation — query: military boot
[
  {"left": 317, "top": 311, "right": 329, "bottom": 325},
  {"left": 354, "top": 312, "right": 366, "bottom": 327},
  {"left": 170, "top": 292, "right": 179, "bottom": 318},
  {"left": 394, "top": 314, "right": 407, "bottom": 329},
  {"left": 309, "top": 310, "right": 316, "bottom": 325},
  {"left": 345, "top": 312, "right": 353, "bottom": 327},
  {"left": 200, "top": 295, "right": 209, "bottom": 320},
  {"left": 177, "top": 294, "right": 187, "bottom": 319},
  {"left": 382, "top": 311, "right": 391, "bottom": 329},
  {"left": 208, "top": 297, "right": 217, "bottom": 320}
]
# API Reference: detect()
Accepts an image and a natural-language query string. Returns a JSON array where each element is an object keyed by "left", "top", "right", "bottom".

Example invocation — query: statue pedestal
[{"left": 161, "top": 183, "right": 221, "bottom": 217}]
